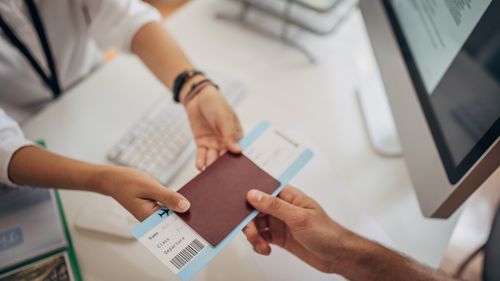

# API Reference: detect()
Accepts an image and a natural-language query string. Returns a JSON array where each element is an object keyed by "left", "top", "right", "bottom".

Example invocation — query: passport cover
[{"left": 176, "top": 152, "right": 281, "bottom": 246}]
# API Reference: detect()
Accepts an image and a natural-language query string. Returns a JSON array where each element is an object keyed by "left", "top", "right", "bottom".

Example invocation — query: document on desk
[{"left": 133, "top": 121, "right": 313, "bottom": 281}]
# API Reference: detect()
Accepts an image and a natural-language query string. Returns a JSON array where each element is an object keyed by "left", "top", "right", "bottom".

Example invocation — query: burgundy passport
[{"left": 176, "top": 153, "right": 281, "bottom": 247}]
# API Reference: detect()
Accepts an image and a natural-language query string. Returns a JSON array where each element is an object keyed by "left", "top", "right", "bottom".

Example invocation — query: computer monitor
[{"left": 360, "top": 0, "right": 500, "bottom": 218}]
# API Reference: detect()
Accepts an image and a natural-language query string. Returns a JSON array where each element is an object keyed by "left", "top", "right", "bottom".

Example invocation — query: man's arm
[
  {"left": 331, "top": 231, "right": 452, "bottom": 281},
  {"left": 243, "top": 187, "right": 457, "bottom": 281}
]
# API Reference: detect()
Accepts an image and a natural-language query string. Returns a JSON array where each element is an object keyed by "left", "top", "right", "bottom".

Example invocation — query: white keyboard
[{"left": 107, "top": 79, "right": 245, "bottom": 184}]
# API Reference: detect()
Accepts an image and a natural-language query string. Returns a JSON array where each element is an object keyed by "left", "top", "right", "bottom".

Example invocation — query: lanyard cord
[{"left": 0, "top": 0, "right": 61, "bottom": 98}]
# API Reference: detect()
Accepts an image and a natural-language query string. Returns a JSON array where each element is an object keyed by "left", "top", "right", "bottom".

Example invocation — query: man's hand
[
  {"left": 184, "top": 86, "right": 243, "bottom": 170},
  {"left": 244, "top": 186, "right": 455, "bottom": 281},
  {"left": 99, "top": 166, "right": 191, "bottom": 221},
  {"left": 243, "top": 186, "right": 348, "bottom": 273}
]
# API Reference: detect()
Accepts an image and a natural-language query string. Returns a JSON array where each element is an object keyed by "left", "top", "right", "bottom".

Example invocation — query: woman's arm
[
  {"left": 131, "top": 21, "right": 192, "bottom": 95},
  {"left": 84, "top": 0, "right": 243, "bottom": 168},
  {"left": 131, "top": 21, "right": 243, "bottom": 170},
  {"left": 9, "top": 145, "right": 190, "bottom": 221}
]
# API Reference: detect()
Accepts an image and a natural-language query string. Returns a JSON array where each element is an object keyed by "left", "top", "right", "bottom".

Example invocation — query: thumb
[
  {"left": 226, "top": 140, "right": 242, "bottom": 154},
  {"left": 219, "top": 116, "right": 243, "bottom": 153},
  {"left": 150, "top": 187, "right": 191, "bottom": 213},
  {"left": 247, "top": 189, "right": 301, "bottom": 225},
  {"left": 131, "top": 201, "right": 161, "bottom": 222}
]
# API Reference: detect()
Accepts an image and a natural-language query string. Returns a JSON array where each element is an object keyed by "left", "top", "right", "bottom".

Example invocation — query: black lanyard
[{"left": 0, "top": 0, "right": 61, "bottom": 98}]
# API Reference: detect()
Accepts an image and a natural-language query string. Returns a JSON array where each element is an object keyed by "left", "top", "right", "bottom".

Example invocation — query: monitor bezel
[{"left": 381, "top": 0, "right": 500, "bottom": 184}]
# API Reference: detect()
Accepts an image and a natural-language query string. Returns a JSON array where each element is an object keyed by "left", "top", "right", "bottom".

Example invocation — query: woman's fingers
[
  {"left": 206, "top": 148, "right": 218, "bottom": 167},
  {"left": 217, "top": 111, "right": 243, "bottom": 154},
  {"left": 219, "top": 149, "right": 227, "bottom": 157},
  {"left": 128, "top": 199, "right": 161, "bottom": 222},
  {"left": 196, "top": 147, "right": 207, "bottom": 171}
]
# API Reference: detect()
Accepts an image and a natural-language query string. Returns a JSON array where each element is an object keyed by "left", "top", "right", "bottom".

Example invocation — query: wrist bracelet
[
  {"left": 183, "top": 79, "right": 219, "bottom": 106},
  {"left": 173, "top": 69, "right": 204, "bottom": 103}
]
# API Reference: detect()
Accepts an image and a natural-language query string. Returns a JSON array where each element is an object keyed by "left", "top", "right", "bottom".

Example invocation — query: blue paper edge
[{"left": 177, "top": 148, "right": 313, "bottom": 281}]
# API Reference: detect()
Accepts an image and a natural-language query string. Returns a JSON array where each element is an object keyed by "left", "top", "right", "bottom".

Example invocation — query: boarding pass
[{"left": 133, "top": 121, "right": 313, "bottom": 281}]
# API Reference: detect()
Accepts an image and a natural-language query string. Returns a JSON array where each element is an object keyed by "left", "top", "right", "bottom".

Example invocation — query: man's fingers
[
  {"left": 279, "top": 185, "right": 319, "bottom": 209},
  {"left": 247, "top": 189, "right": 304, "bottom": 226},
  {"left": 151, "top": 187, "right": 190, "bottom": 213},
  {"left": 255, "top": 216, "right": 272, "bottom": 243},
  {"left": 243, "top": 221, "right": 260, "bottom": 246},
  {"left": 244, "top": 221, "right": 271, "bottom": 255},
  {"left": 254, "top": 242, "right": 271, "bottom": 256}
]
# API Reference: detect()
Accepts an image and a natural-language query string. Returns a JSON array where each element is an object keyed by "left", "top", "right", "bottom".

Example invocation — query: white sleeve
[
  {"left": 0, "top": 109, "right": 34, "bottom": 185},
  {"left": 83, "top": 0, "right": 162, "bottom": 53}
]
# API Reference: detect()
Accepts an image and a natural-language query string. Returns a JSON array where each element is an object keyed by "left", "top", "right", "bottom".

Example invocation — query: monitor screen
[{"left": 383, "top": 0, "right": 500, "bottom": 183}]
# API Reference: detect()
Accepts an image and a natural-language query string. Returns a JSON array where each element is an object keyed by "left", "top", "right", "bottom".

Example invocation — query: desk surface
[{"left": 22, "top": 1, "right": 459, "bottom": 280}]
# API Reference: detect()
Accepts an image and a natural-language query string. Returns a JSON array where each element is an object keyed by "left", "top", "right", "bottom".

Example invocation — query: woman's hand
[
  {"left": 8, "top": 146, "right": 191, "bottom": 222},
  {"left": 184, "top": 86, "right": 243, "bottom": 170},
  {"left": 99, "top": 166, "right": 191, "bottom": 221},
  {"left": 131, "top": 22, "right": 243, "bottom": 170}
]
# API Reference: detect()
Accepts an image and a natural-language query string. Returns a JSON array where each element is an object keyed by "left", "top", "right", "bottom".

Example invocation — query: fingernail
[
  {"left": 257, "top": 243, "right": 268, "bottom": 255},
  {"left": 178, "top": 199, "right": 191, "bottom": 212},
  {"left": 234, "top": 144, "right": 242, "bottom": 151},
  {"left": 248, "top": 189, "right": 264, "bottom": 202}
]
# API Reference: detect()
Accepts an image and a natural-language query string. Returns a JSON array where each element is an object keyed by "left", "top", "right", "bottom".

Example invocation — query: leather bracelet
[
  {"left": 182, "top": 79, "right": 219, "bottom": 106},
  {"left": 173, "top": 69, "right": 204, "bottom": 103}
]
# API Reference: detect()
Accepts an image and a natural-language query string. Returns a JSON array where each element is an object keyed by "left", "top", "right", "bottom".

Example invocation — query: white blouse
[{"left": 0, "top": 0, "right": 161, "bottom": 184}]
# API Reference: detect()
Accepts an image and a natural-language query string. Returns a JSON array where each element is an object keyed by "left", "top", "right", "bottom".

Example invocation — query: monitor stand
[{"left": 356, "top": 67, "right": 402, "bottom": 157}]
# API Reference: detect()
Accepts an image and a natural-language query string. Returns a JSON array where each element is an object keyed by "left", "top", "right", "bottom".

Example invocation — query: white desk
[{"left": 22, "top": 1, "right": 460, "bottom": 280}]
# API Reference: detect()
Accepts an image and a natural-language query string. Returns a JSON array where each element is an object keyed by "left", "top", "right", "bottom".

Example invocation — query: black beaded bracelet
[
  {"left": 173, "top": 69, "right": 204, "bottom": 103},
  {"left": 183, "top": 79, "right": 219, "bottom": 106}
]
